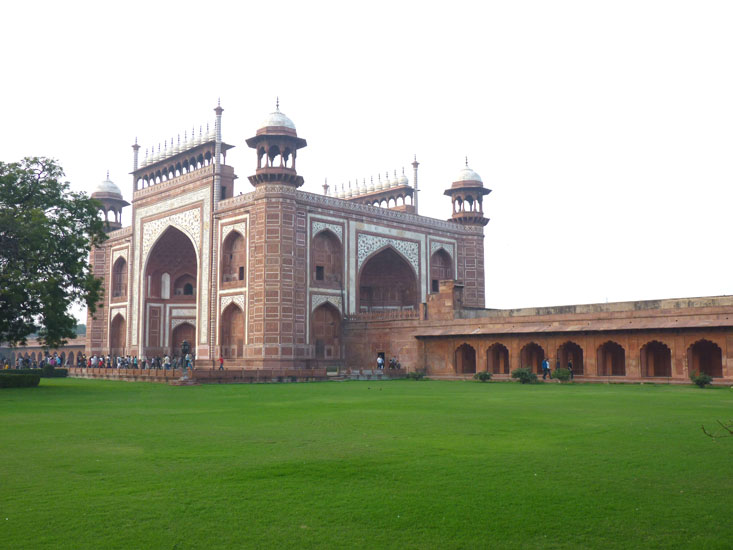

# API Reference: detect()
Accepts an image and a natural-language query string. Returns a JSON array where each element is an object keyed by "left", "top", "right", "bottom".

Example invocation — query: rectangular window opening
[
  {"left": 316, "top": 266, "right": 324, "bottom": 281},
  {"left": 239, "top": 266, "right": 244, "bottom": 280},
  {"left": 432, "top": 279, "right": 439, "bottom": 292}
]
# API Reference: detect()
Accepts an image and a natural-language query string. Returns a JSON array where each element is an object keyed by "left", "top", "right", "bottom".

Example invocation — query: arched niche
[
  {"left": 110, "top": 313, "right": 126, "bottom": 357},
  {"left": 455, "top": 343, "right": 476, "bottom": 374},
  {"left": 221, "top": 231, "right": 246, "bottom": 286},
  {"left": 687, "top": 339, "right": 722, "bottom": 378},
  {"left": 640, "top": 341, "right": 671, "bottom": 377},
  {"left": 171, "top": 322, "right": 195, "bottom": 358},
  {"left": 487, "top": 343, "right": 510, "bottom": 374},
  {"left": 557, "top": 341, "right": 584, "bottom": 375},
  {"left": 311, "top": 230, "right": 342, "bottom": 287},
  {"left": 112, "top": 257, "right": 127, "bottom": 299},
  {"left": 220, "top": 303, "right": 244, "bottom": 360},
  {"left": 358, "top": 247, "right": 418, "bottom": 312},
  {"left": 430, "top": 248, "right": 453, "bottom": 293},
  {"left": 520, "top": 342, "right": 545, "bottom": 374},
  {"left": 597, "top": 341, "right": 625, "bottom": 376},
  {"left": 311, "top": 302, "right": 341, "bottom": 360}
]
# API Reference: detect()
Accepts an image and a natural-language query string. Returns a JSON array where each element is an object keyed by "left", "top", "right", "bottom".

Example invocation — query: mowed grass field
[{"left": 1, "top": 379, "right": 731, "bottom": 549}]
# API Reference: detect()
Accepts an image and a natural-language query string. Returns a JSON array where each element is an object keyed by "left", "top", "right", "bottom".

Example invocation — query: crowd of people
[{"left": 1, "top": 352, "right": 196, "bottom": 371}]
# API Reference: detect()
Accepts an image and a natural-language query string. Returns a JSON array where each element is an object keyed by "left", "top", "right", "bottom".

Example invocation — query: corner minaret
[
  {"left": 245, "top": 99, "right": 307, "bottom": 188},
  {"left": 91, "top": 171, "right": 129, "bottom": 232},
  {"left": 444, "top": 158, "right": 490, "bottom": 226}
]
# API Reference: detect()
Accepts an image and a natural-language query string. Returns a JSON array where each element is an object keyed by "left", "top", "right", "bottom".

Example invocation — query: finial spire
[
  {"left": 276, "top": 96, "right": 280, "bottom": 110},
  {"left": 217, "top": 97, "right": 221, "bottom": 107},
  {"left": 465, "top": 156, "right": 469, "bottom": 167},
  {"left": 106, "top": 170, "right": 109, "bottom": 180}
]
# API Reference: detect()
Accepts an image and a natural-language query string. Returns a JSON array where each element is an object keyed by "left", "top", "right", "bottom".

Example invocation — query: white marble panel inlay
[
  {"left": 311, "top": 294, "right": 342, "bottom": 313},
  {"left": 312, "top": 221, "right": 343, "bottom": 243},
  {"left": 357, "top": 234, "right": 419, "bottom": 274}
]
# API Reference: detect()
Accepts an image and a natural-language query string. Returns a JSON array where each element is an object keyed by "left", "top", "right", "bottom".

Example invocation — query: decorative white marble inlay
[
  {"left": 312, "top": 221, "right": 343, "bottom": 242},
  {"left": 111, "top": 249, "right": 128, "bottom": 268},
  {"left": 142, "top": 209, "right": 201, "bottom": 261},
  {"left": 110, "top": 307, "right": 126, "bottom": 321},
  {"left": 357, "top": 234, "right": 419, "bottom": 274},
  {"left": 131, "top": 186, "right": 211, "bottom": 346},
  {"left": 171, "top": 308, "right": 196, "bottom": 318},
  {"left": 171, "top": 318, "right": 195, "bottom": 330},
  {"left": 222, "top": 222, "right": 246, "bottom": 242},
  {"left": 311, "top": 294, "right": 342, "bottom": 313},
  {"left": 221, "top": 294, "right": 245, "bottom": 313},
  {"left": 430, "top": 241, "right": 455, "bottom": 260}
]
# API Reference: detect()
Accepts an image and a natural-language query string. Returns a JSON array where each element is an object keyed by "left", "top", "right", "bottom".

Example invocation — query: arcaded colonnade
[{"left": 420, "top": 333, "right": 727, "bottom": 380}]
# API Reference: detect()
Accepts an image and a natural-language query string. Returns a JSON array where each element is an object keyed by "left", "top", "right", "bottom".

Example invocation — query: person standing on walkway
[
  {"left": 219, "top": 356, "right": 224, "bottom": 370},
  {"left": 541, "top": 358, "right": 550, "bottom": 380},
  {"left": 568, "top": 360, "right": 574, "bottom": 380}
]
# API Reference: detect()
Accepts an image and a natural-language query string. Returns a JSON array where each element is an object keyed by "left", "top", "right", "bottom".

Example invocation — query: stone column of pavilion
[
  {"left": 443, "top": 159, "right": 490, "bottom": 307},
  {"left": 244, "top": 100, "right": 309, "bottom": 368}
]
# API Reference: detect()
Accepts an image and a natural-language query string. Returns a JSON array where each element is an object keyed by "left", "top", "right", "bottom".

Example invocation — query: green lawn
[{"left": 1, "top": 379, "right": 731, "bottom": 549}]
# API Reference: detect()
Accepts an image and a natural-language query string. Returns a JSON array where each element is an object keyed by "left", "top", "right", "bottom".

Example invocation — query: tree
[{"left": 0, "top": 157, "right": 107, "bottom": 348}]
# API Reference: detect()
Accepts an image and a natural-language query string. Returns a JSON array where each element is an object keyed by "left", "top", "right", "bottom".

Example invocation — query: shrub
[
  {"left": 553, "top": 368, "right": 571, "bottom": 382},
  {"left": 406, "top": 370, "right": 426, "bottom": 380},
  {"left": 690, "top": 371, "right": 713, "bottom": 388},
  {"left": 511, "top": 367, "right": 538, "bottom": 384},
  {"left": 473, "top": 371, "right": 492, "bottom": 382},
  {"left": 6, "top": 368, "right": 67, "bottom": 378},
  {"left": 0, "top": 373, "right": 41, "bottom": 388}
]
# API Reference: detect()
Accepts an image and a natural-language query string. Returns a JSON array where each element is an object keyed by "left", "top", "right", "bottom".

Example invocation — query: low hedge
[
  {"left": 0, "top": 373, "right": 41, "bottom": 388},
  {"left": 3, "top": 367, "right": 67, "bottom": 378}
]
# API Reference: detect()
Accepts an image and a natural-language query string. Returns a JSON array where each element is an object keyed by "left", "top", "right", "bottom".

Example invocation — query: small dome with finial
[
  {"left": 258, "top": 97, "right": 297, "bottom": 134},
  {"left": 92, "top": 171, "right": 123, "bottom": 199},
  {"left": 398, "top": 167, "right": 409, "bottom": 186},
  {"left": 455, "top": 157, "right": 482, "bottom": 183}
]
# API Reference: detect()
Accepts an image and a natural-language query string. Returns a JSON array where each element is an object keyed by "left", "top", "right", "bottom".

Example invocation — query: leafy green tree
[{"left": 0, "top": 157, "right": 107, "bottom": 348}]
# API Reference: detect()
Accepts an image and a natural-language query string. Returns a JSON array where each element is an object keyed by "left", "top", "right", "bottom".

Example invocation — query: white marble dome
[
  {"left": 92, "top": 175, "right": 122, "bottom": 198},
  {"left": 455, "top": 165, "right": 482, "bottom": 183},
  {"left": 259, "top": 108, "right": 296, "bottom": 131}
]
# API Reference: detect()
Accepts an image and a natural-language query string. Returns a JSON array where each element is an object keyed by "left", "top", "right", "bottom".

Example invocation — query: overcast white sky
[{"left": 2, "top": 1, "right": 732, "bottom": 319}]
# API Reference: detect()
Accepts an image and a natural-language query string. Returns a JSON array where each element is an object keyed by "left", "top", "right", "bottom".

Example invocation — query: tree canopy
[{"left": 0, "top": 157, "right": 107, "bottom": 348}]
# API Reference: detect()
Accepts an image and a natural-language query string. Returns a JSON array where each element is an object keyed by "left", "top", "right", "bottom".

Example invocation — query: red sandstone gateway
[{"left": 10, "top": 102, "right": 724, "bottom": 383}]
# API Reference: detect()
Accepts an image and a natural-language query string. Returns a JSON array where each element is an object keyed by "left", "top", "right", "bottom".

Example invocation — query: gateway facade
[{"left": 87, "top": 102, "right": 487, "bottom": 369}]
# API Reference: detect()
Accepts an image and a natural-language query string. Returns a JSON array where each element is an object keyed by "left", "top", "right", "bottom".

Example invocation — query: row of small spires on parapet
[
  {"left": 138, "top": 123, "right": 216, "bottom": 168},
  {"left": 326, "top": 168, "right": 411, "bottom": 199}
]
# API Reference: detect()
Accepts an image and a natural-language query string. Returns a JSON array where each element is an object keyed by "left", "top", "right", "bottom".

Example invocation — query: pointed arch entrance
[
  {"left": 171, "top": 322, "right": 195, "bottom": 358},
  {"left": 487, "top": 343, "right": 510, "bottom": 374},
  {"left": 640, "top": 341, "right": 671, "bottom": 377},
  {"left": 358, "top": 247, "right": 418, "bottom": 312},
  {"left": 455, "top": 343, "right": 476, "bottom": 374},
  {"left": 687, "top": 340, "right": 722, "bottom": 378},
  {"left": 143, "top": 226, "right": 197, "bottom": 357},
  {"left": 110, "top": 313, "right": 126, "bottom": 356},
  {"left": 311, "top": 302, "right": 341, "bottom": 360},
  {"left": 520, "top": 343, "right": 545, "bottom": 374},
  {"left": 220, "top": 304, "right": 244, "bottom": 359},
  {"left": 557, "top": 341, "right": 584, "bottom": 375},
  {"left": 430, "top": 248, "right": 453, "bottom": 293},
  {"left": 597, "top": 341, "right": 625, "bottom": 376}
]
